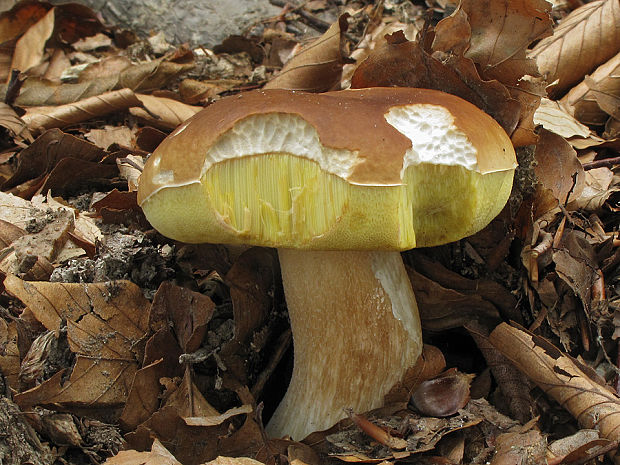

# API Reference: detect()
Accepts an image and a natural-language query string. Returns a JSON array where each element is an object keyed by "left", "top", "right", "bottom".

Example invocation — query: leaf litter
[{"left": 0, "top": 0, "right": 619, "bottom": 464}]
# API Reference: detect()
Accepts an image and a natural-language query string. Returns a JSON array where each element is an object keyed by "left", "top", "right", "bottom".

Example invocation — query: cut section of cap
[{"left": 138, "top": 87, "right": 517, "bottom": 250}]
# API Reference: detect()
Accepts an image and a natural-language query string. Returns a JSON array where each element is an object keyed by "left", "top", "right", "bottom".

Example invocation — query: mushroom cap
[{"left": 138, "top": 87, "right": 517, "bottom": 249}]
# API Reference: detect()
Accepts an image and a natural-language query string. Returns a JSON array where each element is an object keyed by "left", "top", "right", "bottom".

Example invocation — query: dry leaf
[
  {"left": 567, "top": 167, "right": 617, "bottom": 211},
  {"left": 0, "top": 102, "right": 33, "bottom": 142},
  {"left": 533, "top": 98, "right": 591, "bottom": 138},
  {"left": 130, "top": 94, "right": 201, "bottom": 131},
  {"left": 490, "top": 429, "right": 547, "bottom": 465},
  {"left": 0, "top": 318, "right": 20, "bottom": 389},
  {"left": 562, "top": 51, "right": 620, "bottom": 125},
  {"left": 457, "top": 0, "right": 552, "bottom": 76},
  {"left": 489, "top": 323, "right": 620, "bottom": 451},
  {"left": 533, "top": 129, "right": 585, "bottom": 205},
  {"left": 104, "top": 438, "right": 182, "bottom": 465},
  {"left": 264, "top": 14, "right": 350, "bottom": 92},
  {"left": 10, "top": 7, "right": 55, "bottom": 75},
  {"left": 530, "top": 0, "right": 620, "bottom": 97},
  {"left": 5, "top": 276, "right": 150, "bottom": 415},
  {"left": 0, "top": 2, "right": 52, "bottom": 44},
  {"left": 202, "top": 458, "right": 264, "bottom": 465},
  {"left": 118, "top": 359, "right": 165, "bottom": 432},
  {"left": 22, "top": 88, "right": 143, "bottom": 133}
]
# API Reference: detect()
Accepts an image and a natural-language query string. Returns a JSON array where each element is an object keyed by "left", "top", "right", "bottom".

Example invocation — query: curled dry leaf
[
  {"left": 0, "top": 1, "right": 52, "bottom": 44},
  {"left": 533, "top": 98, "right": 591, "bottom": 139},
  {"left": 130, "top": 94, "right": 201, "bottom": 131},
  {"left": 567, "top": 166, "right": 617, "bottom": 211},
  {"left": 562, "top": 52, "right": 620, "bottom": 126},
  {"left": 22, "top": 88, "right": 143, "bottom": 133},
  {"left": 104, "top": 438, "right": 182, "bottom": 465},
  {"left": 457, "top": 0, "right": 552, "bottom": 78},
  {"left": 489, "top": 323, "right": 620, "bottom": 451},
  {"left": 10, "top": 7, "right": 55, "bottom": 75},
  {"left": 530, "top": 0, "right": 620, "bottom": 97},
  {"left": 264, "top": 14, "right": 350, "bottom": 92},
  {"left": 4, "top": 276, "right": 150, "bottom": 415},
  {"left": 0, "top": 319, "right": 19, "bottom": 389},
  {"left": 533, "top": 129, "right": 585, "bottom": 205},
  {"left": 0, "top": 102, "right": 33, "bottom": 142}
]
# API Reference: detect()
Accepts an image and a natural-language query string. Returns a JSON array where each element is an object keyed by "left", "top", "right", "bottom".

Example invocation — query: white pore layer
[
  {"left": 384, "top": 104, "right": 478, "bottom": 177},
  {"left": 203, "top": 113, "right": 361, "bottom": 180}
]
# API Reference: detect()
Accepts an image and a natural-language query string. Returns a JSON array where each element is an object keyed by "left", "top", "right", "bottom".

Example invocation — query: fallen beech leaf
[
  {"left": 10, "top": 7, "right": 55, "bottom": 75},
  {"left": 85, "top": 126, "right": 135, "bottom": 150},
  {"left": 457, "top": 0, "right": 552, "bottom": 74},
  {"left": 0, "top": 2, "right": 52, "bottom": 44},
  {"left": 203, "top": 458, "right": 264, "bottom": 465},
  {"left": 5, "top": 276, "right": 150, "bottom": 414},
  {"left": 410, "top": 369, "right": 473, "bottom": 417},
  {"left": 534, "top": 129, "right": 585, "bottom": 205},
  {"left": 0, "top": 318, "right": 20, "bottom": 389},
  {"left": 466, "top": 321, "right": 533, "bottom": 424},
  {"left": 264, "top": 14, "right": 350, "bottom": 92},
  {"left": 534, "top": 98, "right": 591, "bottom": 138},
  {"left": 0, "top": 218, "right": 25, "bottom": 248},
  {"left": 226, "top": 247, "right": 277, "bottom": 344},
  {"left": 489, "top": 323, "right": 620, "bottom": 448},
  {"left": 22, "top": 88, "right": 143, "bottom": 133},
  {"left": 2, "top": 128, "right": 104, "bottom": 190},
  {"left": 0, "top": 102, "right": 33, "bottom": 142},
  {"left": 118, "top": 359, "right": 165, "bottom": 432},
  {"left": 130, "top": 94, "right": 201, "bottom": 131},
  {"left": 104, "top": 438, "right": 182, "bottom": 465},
  {"left": 530, "top": 0, "right": 620, "bottom": 97},
  {"left": 490, "top": 429, "right": 547, "bottom": 465},
  {"left": 149, "top": 281, "right": 215, "bottom": 353},
  {"left": 562, "top": 52, "right": 620, "bottom": 125},
  {"left": 567, "top": 167, "right": 617, "bottom": 211}
]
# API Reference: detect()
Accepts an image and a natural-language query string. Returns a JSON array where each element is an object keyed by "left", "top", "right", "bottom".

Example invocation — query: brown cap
[{"left": 138, "top": 87, "right": 517, "bottom": 249}]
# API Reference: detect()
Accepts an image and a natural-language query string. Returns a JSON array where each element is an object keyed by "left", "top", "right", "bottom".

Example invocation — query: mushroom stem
[{"left": 266, "top": 249, "right": 422, "bottom": 440}]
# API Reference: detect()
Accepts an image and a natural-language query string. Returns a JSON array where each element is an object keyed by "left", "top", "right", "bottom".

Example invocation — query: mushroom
[{"left": 137, "top": 87, "right": 517, "bottom": 440}]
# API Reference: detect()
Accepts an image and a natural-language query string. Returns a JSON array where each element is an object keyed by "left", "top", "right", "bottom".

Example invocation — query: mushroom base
[{"left": 267, "top": 249, "right": 422, "bottom": 440}]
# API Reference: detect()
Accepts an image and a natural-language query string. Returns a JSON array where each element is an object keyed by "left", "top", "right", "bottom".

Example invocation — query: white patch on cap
[
  {"left": 203, "top": 114, "right": 360, "bottom": 179},
  {"left": 384, "top": 104, "right": 478, "bottom": 177}
]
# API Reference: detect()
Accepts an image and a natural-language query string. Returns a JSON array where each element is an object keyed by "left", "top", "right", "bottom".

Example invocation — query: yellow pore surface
[{"left": 141, "top": 153, "right": 514, "bottom": 250}]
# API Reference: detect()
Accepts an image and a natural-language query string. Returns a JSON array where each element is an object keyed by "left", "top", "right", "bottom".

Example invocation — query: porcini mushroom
[{"left": 137, "top": 87, "right": 517, "bottom": 440}]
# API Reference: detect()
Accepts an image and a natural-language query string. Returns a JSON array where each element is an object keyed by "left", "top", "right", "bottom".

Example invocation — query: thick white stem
[{"left": 266, "top": 249, "right": 422, "bottom": 440}]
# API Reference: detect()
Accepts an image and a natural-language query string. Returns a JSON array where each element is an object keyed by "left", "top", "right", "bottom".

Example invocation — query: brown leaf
[
  {"left": 225, "top": 247, "right": 277, "bottom": 344},
  {"left": 567, "top": 166, "right": 617, "bottom": 211},
  {"left": 22, "top": 88, "right": 143, "bottom": 133},
  {"left": 2, "top": 128, "right": 104, "bottom": 190},
  {"left": 264, "top": 14, "right": 350, "bottom": 92},
  {"left": 489, "top": 323, "right": 620, "bottom": 446},
  {"left": 118, "top": 359, "right": 165, "bottom": 432},
  {"left": 0, "top": 218, "right": 25, "bottom": 248},
  {"left": 533, "top": 129, "right": 585, "bottom": 205},
  {"left": 0, "top": 318, "right": 20, "bottom": 389},
  {"left": 5, "top": 277, "right": 150, "bottom": 415},
  {"left": 130, "top": 94, "right": 201, "bottom": 131},
  {"left": 104, "top": 438, "right": 182, "bottom": 465},
  {"left": 562, "top": 52, "right": 620, "bottom": 126},
  {"left": 533, "top": 98, "right": 591, "bottom": 139},
  {"left": 410, "top": 369, "right": 473, "bottom": 417},
  {"left": 0, "top": 102, "right": 33, "bottom": 142},
  {"left": 202, "top": 458, "right": 264, "bottom": 465},
  {"left": 457, "top": 0, "right": 552, "bottom": 74},
  {"left": 0, "top": 2, "right": 52, "bottom": 44},
  {"left": 10, "top": 7, "right": 55, "bottom": 75},
  {"left": 530, "top": 0, "right": 620, "bottom": 97},
  {"left": 149, "top": 282, "right": 215, "bottom": 353},
  {"left": 490, "top": 429, "right": 547, "bottom": 465}
]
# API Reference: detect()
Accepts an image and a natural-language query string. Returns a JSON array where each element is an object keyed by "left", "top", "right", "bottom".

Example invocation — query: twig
[{"left": 582, "top": 156, "right": 620, "bottom": 171}]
